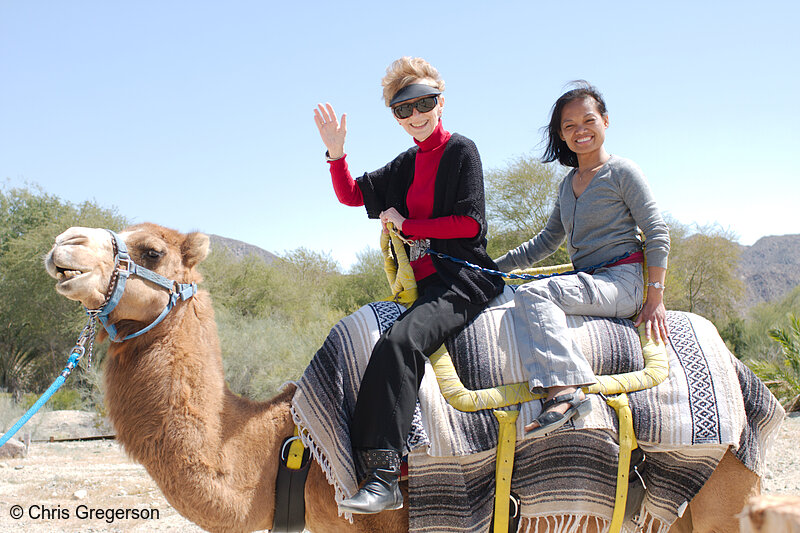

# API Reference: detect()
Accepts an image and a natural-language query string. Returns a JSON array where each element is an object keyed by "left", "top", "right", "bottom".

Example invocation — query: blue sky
[{"left": 2, "top": 1, "right": 797, "bottom": 269}]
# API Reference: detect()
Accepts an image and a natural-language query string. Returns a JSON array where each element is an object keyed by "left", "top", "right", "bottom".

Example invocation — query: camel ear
[{"left": 182, "top": 232, "right": 210, "bottom": 268}]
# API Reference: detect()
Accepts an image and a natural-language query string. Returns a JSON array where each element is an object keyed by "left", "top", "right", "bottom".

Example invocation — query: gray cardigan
[{"left": 495, "top": 155, "right": 670, "bottom": 272}]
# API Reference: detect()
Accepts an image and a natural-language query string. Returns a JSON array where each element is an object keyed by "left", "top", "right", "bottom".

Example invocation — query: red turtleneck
[{"left": 328, "top": 121, "right": 479, "bottom": 280}]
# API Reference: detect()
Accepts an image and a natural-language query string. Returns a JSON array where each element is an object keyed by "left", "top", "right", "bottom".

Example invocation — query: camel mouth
[{"left": 53, "top": 264, "right": 90, "bottom": 285}]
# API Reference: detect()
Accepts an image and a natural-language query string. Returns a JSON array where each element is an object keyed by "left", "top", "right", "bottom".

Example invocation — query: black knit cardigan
[{"left": 356, "top": 133, "right": 504, "bottom": 305}]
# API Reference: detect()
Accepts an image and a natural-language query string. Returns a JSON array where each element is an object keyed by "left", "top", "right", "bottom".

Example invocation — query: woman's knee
[
  {"left": 546, "top": 274, "right": 598, "bottom": 307},
  {"left": 378, "top": 328, "right": 413, "bottom": 354},
  {"left": 515, "top": 280, "right": 555, "bottom": 303}
]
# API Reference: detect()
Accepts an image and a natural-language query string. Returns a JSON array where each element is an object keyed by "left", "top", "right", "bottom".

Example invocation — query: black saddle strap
[{"left": 272, "top": 436, "right": 311, "bottom": 533}]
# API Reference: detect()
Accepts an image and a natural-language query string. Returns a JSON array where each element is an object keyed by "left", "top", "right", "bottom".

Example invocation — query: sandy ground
[
  {"left": 0, "top": 439, "right": 204, "bottom": 532},
  {"left": 0, "top": 410, "right": 204, "bottom": 532},
  {"left": 1, "top": 413, "right": 799, "bottom": 532}
]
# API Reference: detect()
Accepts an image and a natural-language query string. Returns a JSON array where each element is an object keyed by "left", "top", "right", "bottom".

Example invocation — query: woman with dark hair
[
  {"left": 495, "top": 82, "right": 670, "bottom": 436},
  {"left": 314, "top": 57, "right": 504, "bottom": 514}
]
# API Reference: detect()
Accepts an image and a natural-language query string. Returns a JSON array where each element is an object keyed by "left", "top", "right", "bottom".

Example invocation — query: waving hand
[{"left": 314, "top": 103, "right": 347, "bottom": 159}]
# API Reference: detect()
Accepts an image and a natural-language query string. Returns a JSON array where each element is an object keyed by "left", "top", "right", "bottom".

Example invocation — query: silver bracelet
[
  {"left": 647, "top": 281, "right": 666, "bottom": 290},
  {"left": 325, "top": 150, "right": 344, "bottom": 162}
]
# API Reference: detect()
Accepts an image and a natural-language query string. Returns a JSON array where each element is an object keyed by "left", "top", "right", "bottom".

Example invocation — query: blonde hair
[{"left": 381, "top": 57, "right": 445, "bottom": 107}]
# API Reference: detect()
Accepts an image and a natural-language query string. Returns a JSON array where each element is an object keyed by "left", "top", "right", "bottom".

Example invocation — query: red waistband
[{"left": 604, "top": 250, "right": 644, "bottom": 269}]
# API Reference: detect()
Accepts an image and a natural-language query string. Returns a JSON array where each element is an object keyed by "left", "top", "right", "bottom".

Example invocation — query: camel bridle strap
[{"left": 92, "top": 229, "right": 197, "bottom": 343}]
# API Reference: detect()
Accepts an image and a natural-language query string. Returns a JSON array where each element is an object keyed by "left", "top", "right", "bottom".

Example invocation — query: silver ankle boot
[{"left": 338, "top": 449, "right": 403, "bottom": 514}]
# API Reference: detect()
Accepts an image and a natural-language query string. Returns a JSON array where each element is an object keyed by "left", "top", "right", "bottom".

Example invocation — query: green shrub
[
  {"left": 16, "top": 386, "right": 85, "bottom": 412},
  {"left": 757, "top": 314, "right": 800, "bottom": 404},
  {"left": 740, "top": 286, "right": 800, "bottom": 363},
  {"left": 20, "top": 392, "right": 39, "bottom": 410},
  {"left": 47, "top": 387, "right": 86, "bottom": 411},
  {"left": 217, "top": 306, "right": 332, "bottom": 400}
]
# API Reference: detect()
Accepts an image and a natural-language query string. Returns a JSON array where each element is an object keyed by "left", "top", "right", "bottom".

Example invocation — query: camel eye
[{"left": 144, "top": 249, "right": 164, "bottom": 260}]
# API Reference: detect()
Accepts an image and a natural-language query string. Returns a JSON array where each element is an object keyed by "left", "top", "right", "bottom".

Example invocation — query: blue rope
[
  {"left": 0, "top": 316, "right": 95, "bottom": 448},
  {"left": 0, "top": 351, "right": 80, "bottom": 447},
  {"left": 426, "top": 249, "right": 636, "bottom": 281}
]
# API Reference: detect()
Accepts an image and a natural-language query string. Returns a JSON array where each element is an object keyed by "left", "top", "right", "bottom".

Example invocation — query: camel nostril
[
  {"left": 57, "top": 235, "right": 88, "bottom": 246},
  {"left": 55, "top": 229, "right": 95, "bottom": 246}
]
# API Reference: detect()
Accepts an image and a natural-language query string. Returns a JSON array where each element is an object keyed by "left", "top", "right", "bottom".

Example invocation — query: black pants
[{"left": 350, "top": 274, "right": 486, "bottom": 452}]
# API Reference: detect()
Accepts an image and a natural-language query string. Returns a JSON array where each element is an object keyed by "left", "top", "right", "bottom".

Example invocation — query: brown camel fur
[{"left": 45, "top": 223, "right": 761, "bottom": 533}]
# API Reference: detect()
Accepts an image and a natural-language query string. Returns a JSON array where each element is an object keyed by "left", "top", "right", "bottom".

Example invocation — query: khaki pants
[{"left": 511, "top": 263, "right": 644, "bottom": 391}]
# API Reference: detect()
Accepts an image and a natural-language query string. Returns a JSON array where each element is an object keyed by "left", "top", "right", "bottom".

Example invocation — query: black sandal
[{"left": 526, "top": 390, "right": 592, "bottom": 437}]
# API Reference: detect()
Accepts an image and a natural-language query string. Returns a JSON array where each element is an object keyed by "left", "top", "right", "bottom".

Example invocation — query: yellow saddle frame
[{"left": 380, "top": 225, "right": 669, "bottom": 533}]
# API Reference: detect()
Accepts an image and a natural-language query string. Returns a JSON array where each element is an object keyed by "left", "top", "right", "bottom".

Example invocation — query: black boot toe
[{"left": 339, "top": 449, "right": 403, "bottom": 514}]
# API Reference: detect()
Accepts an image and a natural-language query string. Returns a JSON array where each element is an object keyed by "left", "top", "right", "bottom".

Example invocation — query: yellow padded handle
[
  {"left": 381, "top": 225, "right": 417, "bottom": 306},
  {"left": 429, "top": 344, "right": 545, "bottom": 411},
  {"left": 586, "top": 328, "right": 669, "bottom": 395},
  {"left": 510, "top": 263, "right": 575, "bottom": 277},
  {"left": 429, "top": 330, "right": 668, "bottom": 412}
]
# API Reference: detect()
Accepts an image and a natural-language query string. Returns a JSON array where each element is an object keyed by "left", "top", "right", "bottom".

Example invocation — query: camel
[{"left": 44, "top": 223, "right": 764, "bottom": 533}]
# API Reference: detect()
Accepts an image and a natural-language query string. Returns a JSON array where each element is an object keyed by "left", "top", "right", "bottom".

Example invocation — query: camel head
[{"left": 45, "top": 223, "right": 209, "bottom": 330}]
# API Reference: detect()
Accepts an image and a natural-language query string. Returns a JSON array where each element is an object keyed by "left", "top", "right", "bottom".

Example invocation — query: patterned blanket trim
[
  {"left": 517, "top": 514, "right": 670, "bottom": 533},
  {"left": 290, "top": 407, "right": 350, "bottom": 517}
]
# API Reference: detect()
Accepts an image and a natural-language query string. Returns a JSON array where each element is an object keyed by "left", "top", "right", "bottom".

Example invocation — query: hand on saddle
[{"left": 635, "top": 297, "right": 668, "bottom": 344}]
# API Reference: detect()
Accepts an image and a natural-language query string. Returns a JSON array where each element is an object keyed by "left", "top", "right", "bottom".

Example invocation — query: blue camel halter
[
  {"left": 95, "top": 229, "right": 197, "bottom": 342},
  {"left": 0, "top": 228, "right": 197, "bottom": 447}
]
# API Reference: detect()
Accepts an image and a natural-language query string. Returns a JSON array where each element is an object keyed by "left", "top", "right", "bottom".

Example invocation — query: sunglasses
[{"left": 392, "top": 96, "right": 438, "bottom": 119}]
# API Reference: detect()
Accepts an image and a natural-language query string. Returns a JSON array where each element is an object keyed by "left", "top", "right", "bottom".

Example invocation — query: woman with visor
[{"left": 314, "top": 57, "right": 503, "bottom": 514}]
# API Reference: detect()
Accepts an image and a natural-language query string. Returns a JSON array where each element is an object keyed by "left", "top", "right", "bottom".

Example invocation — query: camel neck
[
  {"left": 105, "top": 300, "right": 224, "bottom": 446},
  {"left": 103, "top": 294, "right": 293, "bottom": 531}
]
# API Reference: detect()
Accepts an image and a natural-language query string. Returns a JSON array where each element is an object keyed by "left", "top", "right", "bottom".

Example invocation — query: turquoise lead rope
[{"left": 0, "top": 312, "right": 98, "bottom": 448}]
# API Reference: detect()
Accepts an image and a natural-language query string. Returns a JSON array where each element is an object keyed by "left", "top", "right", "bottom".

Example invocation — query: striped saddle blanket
[{"left": 291, "top": 286, "right": 784, "bottom": 532}]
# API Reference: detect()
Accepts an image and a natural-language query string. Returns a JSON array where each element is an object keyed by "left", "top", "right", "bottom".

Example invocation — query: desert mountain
[
  {"left": 739, "top": 234, "right": 800, "bottom": 309},
  {"left": 208, "top": 234, "right": 279, "bottom": 264}
]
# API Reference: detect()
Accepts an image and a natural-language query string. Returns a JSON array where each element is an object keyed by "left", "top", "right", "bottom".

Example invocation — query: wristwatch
[{"left": 647, "top": 281, "right": 666, "bottom": 290}]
